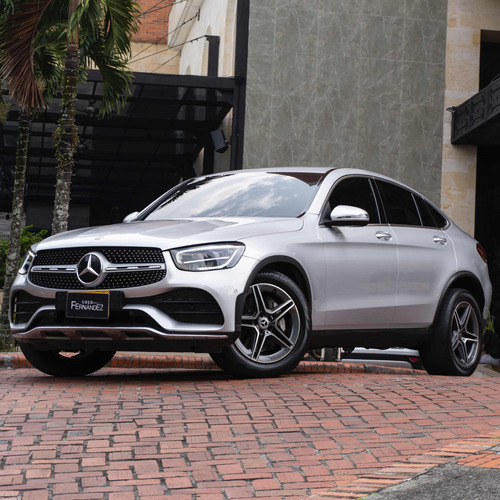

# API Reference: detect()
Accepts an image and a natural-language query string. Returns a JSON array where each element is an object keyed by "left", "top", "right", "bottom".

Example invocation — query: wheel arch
[
  {"left": 234, "top": 256, "right": 312, "bottom": 339},
  {"left": 446, "top": 273, "right": 485, "bottom": 312},
  {"left": 247, "top": 256, "right": 312, "bottom": 307},
  {"left": 432, "top": 272, "right": 486, "bottom": 330}
]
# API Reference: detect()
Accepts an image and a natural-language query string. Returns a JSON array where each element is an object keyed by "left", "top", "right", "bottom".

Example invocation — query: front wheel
[
  {"left": 211, "top": 271, "right": 310, "bottom": 377},
  {"left": 19, "top": 344, "right": 116, "bottom": 377},
  {"left": 420, "top": 288, "right": 483, "bottom": 376}
]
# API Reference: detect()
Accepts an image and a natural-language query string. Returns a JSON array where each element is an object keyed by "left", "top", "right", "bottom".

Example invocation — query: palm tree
[
  {"left": 1, "top": 0, "right": 140, "bottom": 234},
  {"left": 0, "top": 0, "right": 139, "bottom": 349},
  {"left": 0, "top": 0, "right": 65, "bottom": 350}
]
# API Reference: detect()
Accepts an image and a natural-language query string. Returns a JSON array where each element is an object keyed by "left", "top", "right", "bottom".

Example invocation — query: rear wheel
[
  {"left": 420, "top": 288, "right": 482, "bottom": 376},
  {"left": 19, "top": 344, "right": 116, "bottom": 377},
  {"left": 211, "top": 271, "right": 310, "bottom": 377}
]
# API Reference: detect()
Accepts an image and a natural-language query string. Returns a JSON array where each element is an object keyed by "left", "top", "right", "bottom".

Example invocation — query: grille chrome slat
[
  {"left": 31, "top": 266, "right": 77, "bottom": 273},
  {"left": 14, "top": 326, "right": 230, "bottom": 342},
  {"left": 33, "top": 247, "right": 165, "bottom": 266}
]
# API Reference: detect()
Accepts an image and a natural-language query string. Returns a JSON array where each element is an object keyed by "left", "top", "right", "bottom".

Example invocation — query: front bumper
[
  {"left": 12, "top": 325, "right": 236, "bottom": 353},
  {"left": 10, "top": 254, "right": 257, "bottom": 351}
]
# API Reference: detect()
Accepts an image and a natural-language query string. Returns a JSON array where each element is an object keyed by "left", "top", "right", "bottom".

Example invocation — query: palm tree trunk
[
  {"left": 51, "top": 0, "right": 80, "bottom": 235},
  {"left": 0, "top": 109, "right": 33, "bottom": 351}
]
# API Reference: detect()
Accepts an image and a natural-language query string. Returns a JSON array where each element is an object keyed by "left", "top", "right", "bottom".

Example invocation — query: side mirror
[
  {"left": 123, "top": 211, "right": 139, "bottom": 223},
  {"left": 328, "top": 205, "right": 369, "bottom": 227}
]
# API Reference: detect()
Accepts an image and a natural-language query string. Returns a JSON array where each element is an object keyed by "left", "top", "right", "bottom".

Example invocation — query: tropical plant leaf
[
  {"left": 33, "top": 22, "right": 66, "bottom": 100},
  {"left": 0, "top": 0, "right": 54, "bottom": 110},
  {"left": 86, "top": 38, "right": 133, "bottom": 117},
  {"left": 100, "top": 0, "right": 140, "bottom": 56},
  {"left": 0, "top": 1, "right": 15, "bottom": 16}
]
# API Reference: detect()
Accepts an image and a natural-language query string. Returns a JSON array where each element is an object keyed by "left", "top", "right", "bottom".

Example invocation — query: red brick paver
[{"left": 0, "top": 365, "right": 499, "bottom": 499}]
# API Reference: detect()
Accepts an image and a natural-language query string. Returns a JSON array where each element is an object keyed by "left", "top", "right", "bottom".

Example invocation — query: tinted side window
[
  {"left": 327, "top": 177, "right": 380, "bottom": 223},
  {"left": 428, "top": 204, "right": 447, "bottom": 228},
  {"left": 415, "top": 196, "right": 447, "bottom": 228},
  {"left": 377, "top": 181, "right": 421, "bottom": 226}
]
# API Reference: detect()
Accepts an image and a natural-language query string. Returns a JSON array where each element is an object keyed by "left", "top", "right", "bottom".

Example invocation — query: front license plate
[{"left": 66, "top": 292, "right": 110, "bottom": 319}]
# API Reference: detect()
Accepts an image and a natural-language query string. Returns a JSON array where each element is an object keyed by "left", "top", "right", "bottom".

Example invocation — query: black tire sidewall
[{"left": 19, "top": 344, "right": 116, "bottom": 377}]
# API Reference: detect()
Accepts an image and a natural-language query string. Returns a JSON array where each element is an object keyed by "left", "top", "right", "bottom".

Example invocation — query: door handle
[
  {"left": 433, "top": 236, "right": 447, "bottom": 245},
  {"left": 376, "top": 231, "right": 392, "bottom": 241}
]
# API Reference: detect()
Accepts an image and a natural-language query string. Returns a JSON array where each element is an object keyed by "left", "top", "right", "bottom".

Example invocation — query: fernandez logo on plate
[{"left": 77, "top": 253, "right": 104, "bottom": 286}]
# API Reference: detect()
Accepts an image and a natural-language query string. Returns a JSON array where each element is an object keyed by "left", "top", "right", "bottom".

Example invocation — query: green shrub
[{"left": 0, "top": 226, "right": 48, "bottom": 288}]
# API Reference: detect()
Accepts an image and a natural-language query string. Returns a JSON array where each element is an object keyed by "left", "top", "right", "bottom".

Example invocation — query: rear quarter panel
[{"left": 444, "top": 224, "right": 492, "bottom": 320}]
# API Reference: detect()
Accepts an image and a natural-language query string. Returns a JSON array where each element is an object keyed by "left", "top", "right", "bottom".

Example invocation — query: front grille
[
  {"left": 128, "top": 289, "right": 224, "bottom": 326},
  {"left": 12, "top": 291, "right": 54, "bottom": 325},
  {"left": 29, "top": 247, "right": 166, "bottom": 290}
]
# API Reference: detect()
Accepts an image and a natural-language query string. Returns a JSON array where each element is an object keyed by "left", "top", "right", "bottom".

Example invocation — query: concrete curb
[
  {"left": 0, "top": 352, "right": 424, "bottom": 375},
  {"left": 310, "top": 433, "right": 500, "bottom": 499}
]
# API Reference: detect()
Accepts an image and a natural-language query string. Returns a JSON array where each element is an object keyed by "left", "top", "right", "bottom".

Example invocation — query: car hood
[{"left": 33, "top": 218, "right": 304, "bottom": 252}]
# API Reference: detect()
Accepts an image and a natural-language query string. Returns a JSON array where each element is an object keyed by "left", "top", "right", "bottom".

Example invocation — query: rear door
[
  {"left": 375, "top": 180, "right": 456, "bottom": 328},
  {"left": 320, "top": 176, "right": 397, "bottom": 329}
]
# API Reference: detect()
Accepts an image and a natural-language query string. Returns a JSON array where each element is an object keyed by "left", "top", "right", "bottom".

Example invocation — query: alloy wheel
[
  {"left": 450, "top": 300, "right": 480, "bottom": 368},
  {"left": 235, "top": 282, "right": 300, "bottom": 364}
]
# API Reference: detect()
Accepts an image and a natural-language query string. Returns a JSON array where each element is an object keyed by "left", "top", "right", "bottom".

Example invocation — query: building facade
[
  {"left": 244, "top": 0, "right": 447, "bottom": 209},
  {"left": 167, "top": 0, "right": 500, "bottom": 315},
  {"left": 129, "top": 0, "right": 179, "bottom": 74}
]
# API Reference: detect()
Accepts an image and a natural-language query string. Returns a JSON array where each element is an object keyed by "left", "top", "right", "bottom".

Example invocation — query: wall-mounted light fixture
[{"left": 211, "top": 130, "right": 230, "bottom": 153}]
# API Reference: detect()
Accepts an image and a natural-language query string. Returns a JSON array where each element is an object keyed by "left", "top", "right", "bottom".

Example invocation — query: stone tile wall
[{"left": 244, "top": 0, "right": 447, "bottom": 205}]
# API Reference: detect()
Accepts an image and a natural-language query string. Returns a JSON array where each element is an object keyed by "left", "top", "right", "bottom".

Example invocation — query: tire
[
  {"left": 210, "top": 271, "right": 310, "bottom": 377},
  {"left": 420, "top": 288, "right": 483, "bottom": 376},
  {"left": 19, "top": 344, "right": 116, "bottom": 377}
]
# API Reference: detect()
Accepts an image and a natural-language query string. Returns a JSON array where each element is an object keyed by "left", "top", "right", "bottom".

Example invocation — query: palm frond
[
  {"left": 72, "top": 0, "right": 139, "bottom": 117},
  {"left": 0, "top": 1, "right": 15, "bottom": 17},
  {"left": 100, "top": 0, "right": 140, "bottom": 56},
  {"left": 0, "top": 0, "right": 55, "bottom": 110},
  {"left": 72, "top": 0, "right": 103, "bottom": 39},
  {"left": 88, "top": 42, "right": 132, "bottom": 118},
  {"left": 33, "top": 32, "right": 65, "bottom": 100}
]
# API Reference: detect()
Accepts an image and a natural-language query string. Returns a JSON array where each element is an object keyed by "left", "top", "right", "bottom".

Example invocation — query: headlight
[
  {"left": 18, "top": 249, "right": 36, "bottom": 275},
  {"left": 171, "top": 243, "right": 245, "bottom": 271}
]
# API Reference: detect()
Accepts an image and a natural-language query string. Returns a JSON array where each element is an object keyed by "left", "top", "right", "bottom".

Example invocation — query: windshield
[{"left": 144, "top": 171, "right": 324, "bottom": 220}]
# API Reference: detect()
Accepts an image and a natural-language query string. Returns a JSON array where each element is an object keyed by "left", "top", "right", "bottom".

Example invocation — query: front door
[{"left": 320, "top": 176, "right": 398, "bottom": 329}]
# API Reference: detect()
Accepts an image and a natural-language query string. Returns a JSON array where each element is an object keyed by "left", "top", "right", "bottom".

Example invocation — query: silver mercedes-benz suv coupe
[{"left": 9, "top": 168, "right": 492, "bottom": 378}]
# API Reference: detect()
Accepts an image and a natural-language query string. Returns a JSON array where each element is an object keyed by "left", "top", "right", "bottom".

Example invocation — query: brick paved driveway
[{"left": 0, "top": 367, "right": 499, "bottom": 499}]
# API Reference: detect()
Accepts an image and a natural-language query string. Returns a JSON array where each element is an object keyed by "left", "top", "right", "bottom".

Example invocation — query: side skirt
[{"left": 309, "top": 328, "right": 432, "bottom": 349}]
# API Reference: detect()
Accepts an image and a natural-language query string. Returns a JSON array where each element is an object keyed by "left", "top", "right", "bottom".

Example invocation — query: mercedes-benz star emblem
[{"left": 77, "top": 253, "right": 104, "bottom": 286}]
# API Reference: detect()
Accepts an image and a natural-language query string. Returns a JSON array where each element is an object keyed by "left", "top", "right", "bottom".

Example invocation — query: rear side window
[
  {"left": 376, "top": 180, "right": 420, "bottom": 226},
  {"left": 414, "top": 196, "right": 447, "bottom": 229},
  {"left": 327, "top": 177, "right": 380, "bottom": 223}
]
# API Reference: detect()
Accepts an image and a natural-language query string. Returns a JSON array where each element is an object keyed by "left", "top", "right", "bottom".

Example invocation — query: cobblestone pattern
[{"left": 0, "top": 368, "right": 499, "bottom": 499}]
